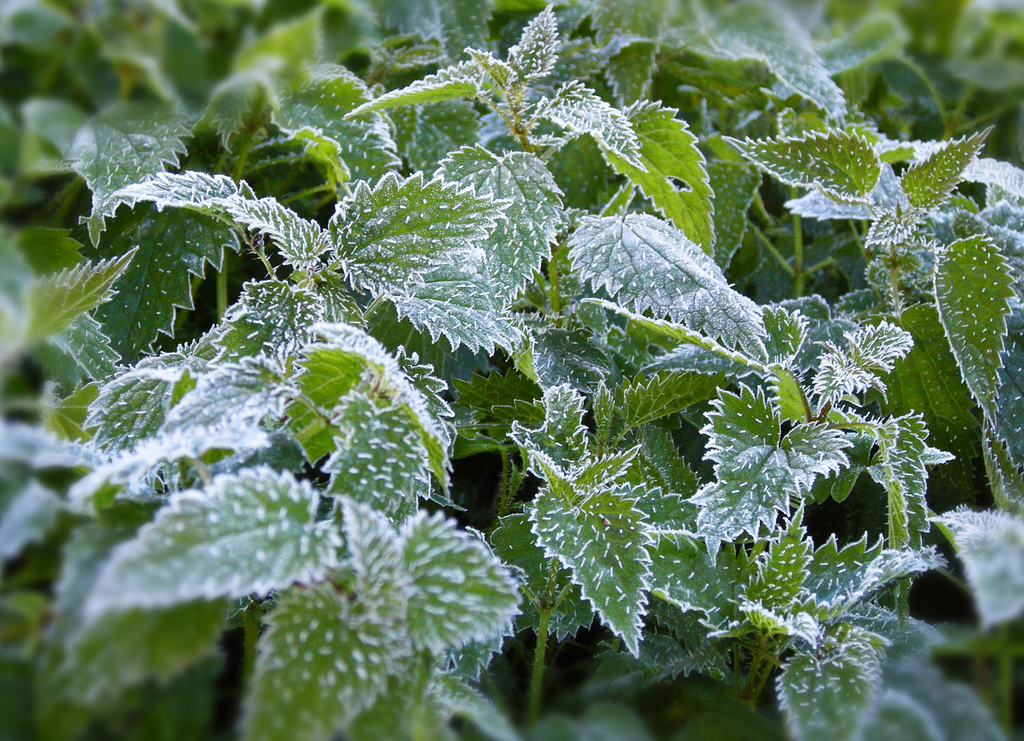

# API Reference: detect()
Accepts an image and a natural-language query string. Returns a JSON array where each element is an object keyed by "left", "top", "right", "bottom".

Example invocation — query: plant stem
[
  {"left": 216, "top": 251, "right": 230, "bottom": 322},
  {"left": 242, "top": 601, "right": 261, "bottom": 688},
  {"left": 528, "top": 607, "right": 551, "bottom": 728},
  {"left": 791, "top": 190, "right": 805, "bottom": 296}
]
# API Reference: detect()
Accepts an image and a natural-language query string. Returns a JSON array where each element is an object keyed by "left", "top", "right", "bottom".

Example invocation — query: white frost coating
[{"left": 85, "top": 467, "right": 341, "bottom": 616}]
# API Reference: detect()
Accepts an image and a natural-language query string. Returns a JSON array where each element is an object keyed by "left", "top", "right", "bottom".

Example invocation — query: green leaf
[
  {"left": 325, "top": 391, "right": 431, "bottom": 520},
  {"left": 868, "top": 414, "right": 935, "bottom": 548},
  {"left": 707, "top": 159, "right": 759, "bottom": 267},
  {"left": 453, "top": 369, "right": 543, "bottom": 425},
  {"left": 330, "top": 171, "right": 503, "bottom": 296},
  {"left": 69, "top": 102, "right": 190, "bottom": 243},
  {"left": 86, "top": 468, "right": 342, "bottom": 614},
  {"left": 605, "top": 39, "right": 658, "bottom": 106},
  {"left": 392, "top": 99, "right": 481, "bottom": 172},
  {"left": 995, "top": 301, "right": 1024, "bottom": 468},
  {"left": 818, "top": 12, "right": 909, "bottom": 74},
  {"left": 439, "top": 146, "right": 563, "bottom": 303},
  {"left": 274, "top": 64, "right": 400, "bottom": 182},
  {"left": 901, "top": 130, "right": 989, "bottom": 209},
  {"left": 778, "top": 628, "right": 882, "bottom": 741},
  {"left": 507, "top": 6, "right": 559, "bottom": 81},
  {"left": 63, "top": 599, "right": 225, "bottom": 705},
  {"left": 0, "top": 481, "right": 64, "bottom": 563},
  {"left": 531, "top": 481, "right": 652, "bottom": 655},
  {"left": 728, "top": 129, "right": 880, "bottom": 203},
  {"left": 511, "top": 383, "right": 589, "bottom": 478},
  {"left": 620, "top": 371, "right": 724, "bottom": 430},
  {"left": 92, "top": 207, "right": 239, "bottom": 360},
  {"left": 351, "top": 61, "right": 484, "bottom": 115},
  {"left": 244, "top": 583, "right": 409, "bottom": 741},
  {"left": 934, "top": 234, "right": 1014, "bottom": 420},
  {"left": 934, "top": 508, "right": 1024, "bottom": 628},
  {"left": 812, "top": 322, "right": 914, "bottom": 408},
  {"left": 569, "top": 215, "right": 765, "bottom": 352},
  {"left": 400, "top": 512, "right": 519, "bottom": 653},
  {"left": 648, "top": 532, "right": 744, "bottom": 629},
  {"left": 692, "top": 386, "right": 851, "bottom": 550},
  {"left": 383, "top": 0, "right": 494, "bottom": 58},
  {"left": 24, "top": 250, "right": 134, "bottom": 340},
  {"left": 589, "top": 0, "right": 669, "bottom": 43},
  {"left": 536, "top": 81, "right": 643, "bottom": 169}
]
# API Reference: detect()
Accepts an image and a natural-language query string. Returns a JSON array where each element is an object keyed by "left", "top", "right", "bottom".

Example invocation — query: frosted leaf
[
  {"left": 619, "top": 371, "right": 724, "bottom": 430},
  {"left": 761, "top": 306, "right": 809, "bottom": 367},
  {"left": 86, "top": 468, "right": 341, "bottom": 615},
  {"left": 325, "top": 391, "right": 431, "bottom": 520},
  {"left": 506, "top": 6, "right": 559, "bottom": 81},
  {"left": 818, "top": 12, "right": 909, "bottom": 74},
  {"left": 400, "top": 511, "right": 520, "bottom": 653},
  {"left": 214, "top": 280, "right": 324, "bottom": 362},
  {"left": 68, "top": 102, "right": 190, "bottom": 243},
  {"left": 439, "top": 146, "right": 563, "bottom": 304},
  {"left": 786, "top": 163, "right": 906, "bottom": 221},
  {"left": 778, "top": 628, "right": 883, "bottom": 741},
  {"left": 602, "top": 101, "right": 714, "bottom": 250},
  {"left": 812, "top": 322, "right": 914, "bottom": 408},
  {"left": 244, "top": 583, "right": 411, "bottom": 741},
  {"left": 728, "top": 129, "right": 880, "bottom": 204},
  {"left": 741, "top": 517, "right": 814, "bottom": 618},
  {"left": 589, "top": 0, "right": 670, "bottom": 43},
  {"left": 965, "top": 157, "right": 1024, "bottom": 204},
  {"left": 994, "top": 301, "right": 1024, "bottom": 467},
  {"left": 0, "top": 480, "right": 64, "bottom": 563},
  {"left": 274, "top": 64, "right": 400, "bottom": 182},
  {"left": 382, "top": 0, "right": 493, "bottom": 58},
  {"left": 350, "top": 60, "right": 484, "bottom": 115},
  {"left": 707, "top": 159, "right": 760, "bottom": 267},
  {"left": 330, "top": 171, "right": 504, "bottom": 297},
  {"left": 867, "top": 414, "right": 934, "bottom": 548},
  {"left": 934, "top": 508, "right": 1024, "bottom": 628},
  {"left": 510, "top": 384, "right": 590, "bottom": 479},
  {"left": 531, "top": 482, "right": 653, "bottom": 655},
  {"left": 112, "top": 171, "right": 250, "bottom": 212},
  {"left": 901, "top": 129, "right": 990, "bottom": 209},
  {"left": 569, "top": 215, "right": 765, "bottom": 353},
  {"left": 535, "top": 81, "right": 644, "bottom": 169},
  {"left": 25, "top": 250, "right": 136, "bottom": 340},
  {"left": 934, "top": 235, "right": 1014, "bottom": 421},
  {"left": 648, "top": 532, "right": 744, "bottom": 628},
  {"left": 692, "top": 386, "right": 851, "bottom": 551},
  {"left": 392, "top": 99, "right": 481, "bottom": 173}
]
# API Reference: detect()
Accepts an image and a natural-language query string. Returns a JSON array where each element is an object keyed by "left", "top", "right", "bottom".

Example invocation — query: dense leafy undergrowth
[{"left": 3, "top": 0, "right": 1024, "bottom": 739}]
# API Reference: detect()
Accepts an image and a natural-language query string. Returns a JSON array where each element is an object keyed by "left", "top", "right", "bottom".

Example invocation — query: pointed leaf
[
  {"left": 620, "top": 371, "right": 724, "bottom": 430},
  {"left": 351, "top": 61, "right": 484, "bottom": 115},
  {"left": 901, "top": 129, "right": 989, "bottom": 209},
  {"left": 507, "top": 7, "right": 559, "bottom": 81},
  {"left": 536, "top": 81, "right": 643, "bottom": 168}
]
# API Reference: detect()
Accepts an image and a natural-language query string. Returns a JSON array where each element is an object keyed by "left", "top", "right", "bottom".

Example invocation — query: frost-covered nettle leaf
[
  {"left": 24, "top": 250, "right": 135, "bottom": 340},
  {"left": 728, "top": 129, "right": 880, "bottom": 204},
  {"left": 619, "top": 371, "right": 724, "bottom": 431},
  {"left": 740, "top": 515, "right": 814, "bottom": 619},
  {"left": 817, "top": 11, "right": 909, "bottom": 75},
  {"left": 86, "top": 468, "right": 341, "bottom": 615},
  {"left": 401, "top": 512, "right": 519, "bottom": 653},
  {"left": 274, "top": 64, "right": 400, "bottom": 182},
  {"left": 390, "top": 262, "right": 524, "bottom": 354},
  {"left": 392, "top": 99, "right": 481, "bottom": 173},
  {"left": 535, "top": 81, "right": 644, "bottom": 169},
  {"left": 995, "top": 301, "right": 1024, "bottom": 467},
  {"left": 531, "top": 479, "right": 653, "bottom": 655},
  {"left": 292, "top": 323, "right": 451, "bottom": 487},
  {"left": 62, "top": 599, "right": 225, "bottom": 705},
  {"left": 692, "top": 386, "right": 851, "bottom": 551},
  {"left": 867, "top": 414, "right": 937, "bottom": 548},
  {"left": 602, "top": 102, "right": 714, "bottom": 251},
  {"left": 707, "top": 159, "right": 759, "bottom": 267},
  {"left": 786, "top": 163, "right": 906, "bottom": 221},
  {"left": 329, "top": 171, "right": 503, "bottom": 296},
  {"left": 439, "top": 146, "right": 563, "bottom": 304},
  {"left": 244, "top": 583, "right": 409, "bottom": 741},
  {"left": 68, "top": 102, "right": 190, "bottom": 243},
  {"left": 900, "top": 129, "right": 989, "bottom": 209},
  {"left": 214, "top": 280, "right": 324, "bottom": 362},
  {"left": 934, "top": 235, "right": 1014, "bottom": 421},
  {"left": 589, "top": 0, "right": 670, "bottom": 43},
  {"left": 325, "top": 391, "right": 431, "bottom": 520},
  {"left": 92, "top": 208, "right": 240, "bottom": 360},
  {"left": 965, "top": 157, "right": 1024, "bottom": 203},
  {"left": 569, "top": 215, "right": 765, "bottom": 352},
  {"left": 87, "top": 354, "right": 197, "bottom": 453},
  {"left": 677, "top": 1, "right": 845, "bottom": 119},
  {"left": 812, "top": 322, "right": 914, "bottom": 409},
  {"left": 761, "top": 305, "right": 809, "bottom": 368},
  {"left": 934, "top": 508, "right": 1024, "bottom": 628},
  {"left": 778, "top": 627, "right": 883, "bottom": 741},
  {"left": 453, "top": 369, "right": 543, "bottom": 426},
  {"left": 506, "top": 6, "right": 559, "bottom": 81},
  {"left": 382, "top": 0, "right": 493, "bottom": 58},
  {"left": 37, "top": 314, "right": 120, "bottom": 386},
  {"left": 162, "top": 355, "right": 291, "bottom": 434},
  {"left": 510, "top": 383, "right": 589, "bottom": 478},
  {"left": 112, "top": 171, "right": 250, "bottom": 213},
  {"left": 352, "top": 60, "right": 485, "bottom": 115},
  {"left": 0, "top": 481, "right": 64, "bottom": 563}
]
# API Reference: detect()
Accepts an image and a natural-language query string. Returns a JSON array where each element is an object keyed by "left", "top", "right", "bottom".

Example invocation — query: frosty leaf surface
[
  {"left": 901, "top": 130, "right": 989, "bottom": 209},
  {"left": 351, "top": 61, "right": 484, "bottom": 115},
  {"left": 536, "top": 81, "right": 643, "bottom": 169},
  {"left": 0, "top": 481, "right": 64, "bottom": 563},
  {"left": 934, "top": 508, "right": 1024, "bottom": 628},
  {"left": 439, "top": 146, "right": 563, "bottom": 303},
  {"left": 568, "top": 215, "right": 765, "bottom": 351},
  {"left": 86, "top": 468, "right": 341, "bottom": 614},
  {"left": 812, "top": 322, "right": 914, "bottom": 408},
  {"left": 510, "top": 383, "right": 589, "bottom": 478},
  {"left": 214, "top": 280, "right": 323, "bottom": 362},
  {"left": 531, "top": 482, "right": 652, "bottom": 655},
  {"left": 620, "top": 371, "right": 724, "bottom": 430},
  {"left": 506, "top": 7, "right": 559, "bottom": 81},
  {"left": 68, "top": 102, "right": 190, "bottom": 242},
  {"left": 707, "top": 159, "right": 759, "bottom": 267},
  {"left": 868, "top": 414, "right": 935, "bottom": 548},
  {"left": 728, "top": 129, "right": 880, "bottom": 203},
  {"left": 995, "top": 301, "right": 1024, "bottom": 467},
  {"left": 602, "top": 101, "right": 714, "bottom": 251},
  {"left": 934, "top": 235, "right": 1014, "bottom": 420},
  {"left": 401, "top": 512, "right": 519, "bottom": 653}
]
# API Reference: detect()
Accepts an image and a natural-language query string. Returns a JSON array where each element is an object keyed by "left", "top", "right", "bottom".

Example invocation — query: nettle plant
[{"left": 3, "top": 1, "right": 1024, "bottom": 740}]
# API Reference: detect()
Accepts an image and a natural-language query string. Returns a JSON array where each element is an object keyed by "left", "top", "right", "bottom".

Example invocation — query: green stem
[
  {"left": 791, "top": 191, "right": 805, "bottom": 297},
  {"left": 216, "top": 251, "right": 230, "bottom": 322},
  {"left": 749, "top": 223, "right": 795, "bottom": 276},
  {"left": 528, "top": 607, "right": 551, "bottom": 728}
]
